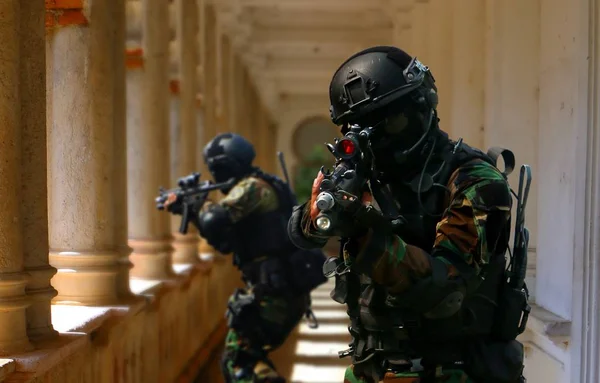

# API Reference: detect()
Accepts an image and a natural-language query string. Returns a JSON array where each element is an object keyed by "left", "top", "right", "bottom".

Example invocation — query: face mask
[{"left": 208, "top": 163, "right": 234, "bottom": 184}]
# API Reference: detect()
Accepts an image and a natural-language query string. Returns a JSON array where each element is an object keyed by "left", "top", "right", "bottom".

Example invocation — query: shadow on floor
[{"left": 194, "top": 279, "right": 350, "bottom": 383}]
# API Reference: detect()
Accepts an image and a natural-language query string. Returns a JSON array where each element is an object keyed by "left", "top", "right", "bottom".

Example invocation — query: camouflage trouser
[
  {"left": 344, "top": 365, "right": 473, "bottom": 383},
  {"left": 221, "top": 287, "right": 309, "bottom": 383}
]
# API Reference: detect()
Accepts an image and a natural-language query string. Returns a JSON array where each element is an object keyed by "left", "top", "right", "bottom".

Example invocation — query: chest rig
[{"left": 322, "top": 139, "right": 516, "bottom": 380}]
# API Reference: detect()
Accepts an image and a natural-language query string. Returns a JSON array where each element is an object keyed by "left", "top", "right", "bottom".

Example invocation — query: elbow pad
[
  {"left": 198, "top": 205, "right": 235, "bottom": 253},
  {"left": 287, "top": 203, "right": 328, "bottom": 250}
]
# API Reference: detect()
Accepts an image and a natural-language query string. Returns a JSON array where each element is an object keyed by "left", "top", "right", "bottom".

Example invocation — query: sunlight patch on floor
[
  {"left": 290, "top": 363, "right": 347, "bottom": 383},
  {"left": 299, "top": 323, "right": 349, "bottom": 335},
  {"left": 295, "top": 340, "right": 349, "bottom": 357},
  {"left": 311, "top": 309, "right": 349, "bottom": 320},
  {"left": 310, "top": 290, "right": 333, "bottom": 299},
  {"left": 309, "top": 298, "right": 345, "bottom": 308}
]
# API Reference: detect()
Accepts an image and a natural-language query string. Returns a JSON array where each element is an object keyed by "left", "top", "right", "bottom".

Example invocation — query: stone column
[
  {"left": 169, "top": 0, "right": 200, "bottom": 265},
  {"left": 228, "top": 48, "right": 241, "bottom": 134},
  {"left": 247, "top": 83, "right": 260, "bottom": 159},
  {"left": 214, "top": 13, "right": 224, "bottom": 132},
  {"left": 201, "top": 3, "right": 218, "bottom": 151},
  {"left": 259, "top": 108, "right": 278, "bottom": 174},
  {"left": 196, "top": 0, "right": 217, "bottom": 257},
  {"left": 237, "top": 65, "right": 252, "bottom": 140},
  {"left": 220, "top": 34, "right": 232, "bottom": 134},
  {"left": 242, "top": 68, "right": 255, "bottom": 140},
  {"left": 47, "top": 0, "right": 137, "bottom": 305},
  {"left": 449, "top": 0, "right": 485, "bottom": 147},
  {"left": 0, "top": 0, "right": 34, "bottom": 354},
  {"left": 20, "top": 0, "right": 59, "bottom": 342},
  {"left": 126, "top": 0, "right": 176, "bottom": 280},
  {"left": 195, "top": 95, "right": 215, "bottom": 259}
]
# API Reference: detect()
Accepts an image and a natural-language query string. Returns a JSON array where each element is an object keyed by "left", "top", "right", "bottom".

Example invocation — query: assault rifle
[
  {"left": 499, "top": 164, "right": 532, "bottom": 338},
  {"left": 314, "top": 124, "right": 402, "bottom": 236},
  {"left": 155, "top": 172, "right": 236, "bottom": 234}
]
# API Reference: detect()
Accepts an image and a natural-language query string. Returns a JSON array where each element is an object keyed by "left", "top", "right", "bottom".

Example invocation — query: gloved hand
[
  {"left": 162, "top": 192, "right": 184, "bottom": 215},
  {"left": 287, "top": 203, "right": 328, "bottom": 249},
  {"left": 309, "top": 170, "right": 373, "bottom": 238}
]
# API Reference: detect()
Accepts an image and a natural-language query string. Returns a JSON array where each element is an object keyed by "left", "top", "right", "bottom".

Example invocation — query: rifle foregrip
[{"left": 179, "top": 204, "right": 190, "bottom": 234}]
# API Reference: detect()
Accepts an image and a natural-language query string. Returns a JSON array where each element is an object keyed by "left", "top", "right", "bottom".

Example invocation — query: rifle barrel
[{"left": 277, "top": 151, "right": 292, "bottom": 189}]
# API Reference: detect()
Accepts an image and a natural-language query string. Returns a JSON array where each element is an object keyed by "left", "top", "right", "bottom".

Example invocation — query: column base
[
  {"left": 171, "top": 232, "right": 200, "bottom": 264},
  {"left": 129, "top": 238, "right": 177, "bottom": 280},
  {"left": 0, "top": 273, "right": 33, "bottom": 355},
  {"left": 198, "top": 237, "right": 216, "bottom": 261},
  {"left": 115, "top": 252, "right": 144, "bottom": 305},
  {"left": 50, "top": 250, "right": 135, "bottom": 306},
  {"left": 25, "top": 265, "right": 58, "bottom": 341}
]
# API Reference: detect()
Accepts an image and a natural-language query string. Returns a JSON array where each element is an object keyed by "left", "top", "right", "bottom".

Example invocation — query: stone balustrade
[{"left": 1, "top": 259, "right": 241, "bottom": 382}]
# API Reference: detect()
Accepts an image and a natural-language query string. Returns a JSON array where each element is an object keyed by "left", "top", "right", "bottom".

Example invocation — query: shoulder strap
[
  {"left": 252, "top": 169, "right": 296, "bottom": 215},
  {"left": 486, "top": 147, "right": 515, "bottom": 178},
  {"left": 443, "top": 141, "right": 516, "bottom": 180}
]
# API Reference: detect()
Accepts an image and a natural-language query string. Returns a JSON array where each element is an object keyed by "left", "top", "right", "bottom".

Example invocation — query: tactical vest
[
  {"left": 334, "top": 139, "right": 517, "bottom": 370},
  {"left": 232, "top": 171, "right": 296, "bottom": 268}
]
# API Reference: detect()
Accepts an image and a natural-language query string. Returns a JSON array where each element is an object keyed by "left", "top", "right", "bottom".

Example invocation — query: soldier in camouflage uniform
[
  {"left": 167, "top": 133, "right": 325, "bottom": 383},
  {"left": 288, "top": 47, "right": 527, "bottom": 383}
]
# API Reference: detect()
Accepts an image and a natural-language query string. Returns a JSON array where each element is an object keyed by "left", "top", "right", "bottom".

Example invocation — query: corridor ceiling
[{"left": 215, "top": 0, "right": 399, "bottom": 108}]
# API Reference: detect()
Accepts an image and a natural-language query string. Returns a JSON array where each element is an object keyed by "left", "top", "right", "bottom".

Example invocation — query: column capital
[
  {"left": 125, "top": 0, "right": 176, "bottom": 46},
  {"left": 45, "top": 0, "right": 88, "bottom": 29},
  {"left": 126, "top": 48, "right": 144, "bottom": 70}
]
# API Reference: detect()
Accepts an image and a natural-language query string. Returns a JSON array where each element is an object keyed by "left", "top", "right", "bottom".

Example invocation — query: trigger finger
[
  {"left": 312, "top": 171, "right": 324, "bottom": 189},
  {"left": 361, "top": 192, "right": 373, "bottom": 204}
]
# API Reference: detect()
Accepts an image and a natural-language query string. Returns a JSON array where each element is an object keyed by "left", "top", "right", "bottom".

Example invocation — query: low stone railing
[{"left": 0, "top": 257, "right": 241, "bottom": 383}]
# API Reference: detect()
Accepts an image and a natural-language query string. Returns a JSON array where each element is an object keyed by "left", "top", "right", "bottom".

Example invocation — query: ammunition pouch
[
  {"left": 492, "top": 282, "right": 531, "bottom": 341},
  {"left": 322, "top": 256, "right": 355, "bottom": 304},
  {"left": 388, "top": 257, "right": 469, "bottom": 319},
  {"left": 464, "top": 339, "right": 525, "bottom": 383},
  {"left": 226, "top": 289, "right": 260, "bottom": 334},
  {"left": 258, "top": 257, "right": 289, "bottom": 292},
  {"left": 285, "top": 248, "right": 327, "bottom": 295}
]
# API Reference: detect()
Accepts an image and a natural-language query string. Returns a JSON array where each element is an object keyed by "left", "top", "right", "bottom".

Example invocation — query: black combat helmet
[
  {"left": 329, "top": 46, "right": 438, "bottom": 126},
  {"left": 203, "top": 133, "right": 256, "bottom": 186},
  {"left": 329, "top": 46, "right": 441, "bottom": 173}
]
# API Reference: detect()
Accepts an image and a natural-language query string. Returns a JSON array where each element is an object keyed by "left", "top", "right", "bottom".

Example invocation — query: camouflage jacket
[
  {"left": 204, "top": 175, "right": 279, "bottom": 223},
  {"left": 300, "top": 159, "right": 512, "bottom": 294}
]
